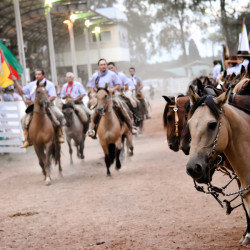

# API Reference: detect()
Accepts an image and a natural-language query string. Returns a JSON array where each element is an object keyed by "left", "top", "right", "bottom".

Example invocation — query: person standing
[
  {"left": 212, "top": 60, "right": 221, "bottom": 80},
  {"left": 13, "top": 69, "right": 65, "bottom": 148}
]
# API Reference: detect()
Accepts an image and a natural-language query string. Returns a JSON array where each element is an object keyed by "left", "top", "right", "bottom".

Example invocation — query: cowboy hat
[{"left": 236, "top": 50, "right": 250, "bottom": 58}]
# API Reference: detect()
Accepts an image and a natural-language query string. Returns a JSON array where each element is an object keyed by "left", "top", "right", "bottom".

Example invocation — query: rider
[
  {"left": 13, "top": 69, "right": 65, "bottom": 148},
  {"left": 107, "top": 62, "right": 138, "bottom": 132},
  {"left": 61, "top": 72, "right": 88, "bottom": 123},
  {"left": 129, "top": 67, "right": 151, "bottom": 119},
  {"left": 87, "top": 58, "right": 133, "bottom": 139}
]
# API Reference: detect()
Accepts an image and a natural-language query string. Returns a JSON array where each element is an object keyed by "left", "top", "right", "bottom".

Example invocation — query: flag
[{"left": 0, "top": 41, "right": 23, "bottom": 88}]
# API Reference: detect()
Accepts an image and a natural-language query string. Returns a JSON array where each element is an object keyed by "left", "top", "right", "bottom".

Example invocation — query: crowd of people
[{"left": 4, "top": 58, "right": 150, "bottom": 148}]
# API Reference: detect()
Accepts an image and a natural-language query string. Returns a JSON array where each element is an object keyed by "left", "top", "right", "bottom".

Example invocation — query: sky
[{"left": 114, "top": 0, "right": 248, "bottom": 63}]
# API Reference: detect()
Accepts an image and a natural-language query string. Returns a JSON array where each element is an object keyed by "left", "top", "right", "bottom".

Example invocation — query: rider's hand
[
  {"left": 91, "top": 92, "right": 96, "bottom": 98},
  {"left": 11, "top": 75, "right": 17, "bottom": 81},
  {"left": 25, "top": 99, "right": 33, "bottom": 106}
]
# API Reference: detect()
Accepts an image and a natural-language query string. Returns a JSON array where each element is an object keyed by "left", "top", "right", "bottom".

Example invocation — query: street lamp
[
  {"left": 92, "top": 26, "right": 101, "bottom": 58},
  {"left": 63, "top": 18, "right": 78, "bottom": 80},
  {"left": 84, "top": 19, "right": 92, "bottom": 79}
]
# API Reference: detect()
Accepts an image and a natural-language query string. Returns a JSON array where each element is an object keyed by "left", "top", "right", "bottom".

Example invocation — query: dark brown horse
[{"left": 28, "top": 82, "right": 61, "bottom": 185}]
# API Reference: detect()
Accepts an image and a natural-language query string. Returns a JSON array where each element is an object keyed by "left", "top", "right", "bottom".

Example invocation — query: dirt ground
[{"left": 0, "top": 97, "right": 249, "bottom": 250}]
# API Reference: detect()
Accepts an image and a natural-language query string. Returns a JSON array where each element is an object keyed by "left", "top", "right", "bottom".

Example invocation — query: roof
[{"left": 0, "top": 1, "right": 111, "bottom": 48}]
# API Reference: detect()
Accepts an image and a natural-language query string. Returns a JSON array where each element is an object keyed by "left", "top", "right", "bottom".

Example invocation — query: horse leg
[
  {"left": 44, "top": 143, "right": 53, "bottom": 185},
  {"left": 34, "top": 145, "right": 46, "bottom": 178},
  {"left": 240, "top": 201, "right": 250, "bottom": 245},
  {"left": 79, "top": 134, "right": 85, "bottom": 159},
  {"left": 126, "top": 134, "right": 134, "bottom": 157},
  {"left": 56, "top": 142, "right": 63, "bottom": 178},
  {"left": 115, "top": 139, "right": 122, "bottom": 170},
  {"left": 67, "top": 138, "right": 73, "bottom": 165},
  {"left": 101, "top": 142, "right": 111, "bottom": 176}
]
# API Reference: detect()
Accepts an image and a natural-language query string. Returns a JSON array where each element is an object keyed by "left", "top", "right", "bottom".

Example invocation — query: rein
[{"left": 168, "top": 97, "right": 179, "bottom": 137}]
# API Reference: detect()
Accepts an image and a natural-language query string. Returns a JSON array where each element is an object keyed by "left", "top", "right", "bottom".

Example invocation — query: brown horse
[
  {"left": 96, "top": 87, "right": 133, "bottom": 176},
  {"left": 28, "top": 82, "right": 61, "bottom": 185},
  {"left": 186, "top": 89, "right": 250, "bottom": 245},
  {"left": 163, "top": 95, "right": 189, "bottom": 152}
]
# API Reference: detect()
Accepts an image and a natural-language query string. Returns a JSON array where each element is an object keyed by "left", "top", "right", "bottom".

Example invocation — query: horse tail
[{"left": 108, "top": 143, "right": 116, "bottom": 164}]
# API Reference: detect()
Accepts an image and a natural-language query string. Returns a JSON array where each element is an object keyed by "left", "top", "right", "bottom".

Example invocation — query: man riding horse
[
  {"left": 87, "top": 58, "right": 133, "bottom": 139},
  {"left": 13, "top": 69, "right": 65, "bottom": 148},
  {"left": 129, "top": 67, "right": 151, "bottom": 119},
  {"left": 61, "top": 72, "right": 89, "bottom": 124}
]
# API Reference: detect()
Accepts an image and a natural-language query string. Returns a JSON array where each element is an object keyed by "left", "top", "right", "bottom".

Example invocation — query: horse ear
[
  {"left": 223, "top": 70, "right": 227, "bottom": 78},
  {"left": 240, "top": 65, "right": 245, "bottom": 75},
  {"left": 188, "top": 85, "right": 199, "bottom": 105},
  {"left": 214, "top": 87, "right": 230, "bottom": 108},
  {"left": 197, "top": 79, "right": 204, "bottom": 90},
  {"left": 44, "top": 81, "right": 47, "bottom": 87},
  {"left": 162, "top": 95, "right": 173, "bottom": 104},
  {"left": 36, "top": 80, "right": 39, "bottom": 87},
  {"left": 96, "top": 83, "right": 99, "bottom": 90},
  {"left": 105, "top": 83, "right": 109, "bottom": 89}
]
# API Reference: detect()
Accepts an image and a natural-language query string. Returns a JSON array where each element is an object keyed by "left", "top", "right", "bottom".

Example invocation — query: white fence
[{"left": 0, "top": 101, "right": 26, "bottom": 153}]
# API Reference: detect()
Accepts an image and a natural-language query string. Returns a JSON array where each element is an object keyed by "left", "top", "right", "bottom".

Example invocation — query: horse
[
  {"left": 62, "top": 102, "right": 88, "bottom": 165},
  {"left": 96, "top": 87, "right": 133, "bottom": 176},
  {"left": 28, "top": 82, "right": 62, "bottom": 185},
  {"left": 162, "top": 95, "right": 189, "bottom": 152},
  {"left": 185, "top": 89, "right": 250, "bottom": 245}
]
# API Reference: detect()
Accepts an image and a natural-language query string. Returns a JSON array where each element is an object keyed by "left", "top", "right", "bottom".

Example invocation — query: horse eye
[
  {"left": 167, "top": 116, "right": 172, "bottom": 121},
  {"left": 208, "top": 122, "right": 217, "bottom": 130},
  {"left": 105, "top": 94, "right": 108, "bottom": 99}
]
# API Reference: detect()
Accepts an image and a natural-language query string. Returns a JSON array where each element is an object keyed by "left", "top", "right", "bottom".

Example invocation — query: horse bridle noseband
[{"left": 168, "top": 97, "right": 179, "bottom": 137}]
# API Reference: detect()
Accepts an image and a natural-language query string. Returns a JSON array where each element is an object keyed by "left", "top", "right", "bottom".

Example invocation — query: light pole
[
  {"left": 44, "top": 0, "right": 58, "bottom": 85},
  {"left": 92, "top": 26, "right": 101, "bottom": 59},
  {"left": 64, "top": 17, "right": 78, "bottom": 80},
  {"left": 84, "top": 20, "right": 92, "bottom": 80},
  {"left": 13, "top": 0, "right": 27, "bottom": 85}
]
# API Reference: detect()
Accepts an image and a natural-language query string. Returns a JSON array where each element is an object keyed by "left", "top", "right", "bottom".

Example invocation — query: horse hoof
[
  {"left": 58, "top": 172, "right": 63, "bottom": 178},
  {"left": 45, "top": 177, "right": 51, "bottom": 186},
  {"left": 242, "top": 235, "right": 250, "bottom": 245},
  {"left": 107, "top": 173, "right": 111, "bottom": 177},
  {"left": 240, "top": 236, "right": 245, "bottom": 244}
]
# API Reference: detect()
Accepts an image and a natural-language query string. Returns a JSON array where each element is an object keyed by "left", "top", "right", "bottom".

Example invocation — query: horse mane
[
  {"left": 190, "top": 95, "right": 221, "bottom": 120},
  {"left": 97, "top": 88, "right": 110, "bottom": 94},
  {"left": 62, "top": 102, "right": 74, "bottom": 110}
]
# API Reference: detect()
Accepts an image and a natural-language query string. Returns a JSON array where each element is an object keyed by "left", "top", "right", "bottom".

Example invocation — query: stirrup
[
  {"left": 57, "top": 137, "right": 65, "bottom": 143},
  {"left": 132, "top": 126, "right": 138, "bottom": 135}
]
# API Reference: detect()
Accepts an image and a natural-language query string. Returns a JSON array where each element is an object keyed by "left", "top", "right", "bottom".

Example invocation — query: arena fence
[{"left": 0, "top": 101, "right": 26, "bottom": 153}]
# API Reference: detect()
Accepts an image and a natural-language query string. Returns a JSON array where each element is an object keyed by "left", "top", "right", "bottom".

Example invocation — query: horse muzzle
[
  {"left": 97, "top": 106, "right": 106, "bottom": 116},
  {"left": 186, "top": 154, "right": 211, "bottom": 184}
]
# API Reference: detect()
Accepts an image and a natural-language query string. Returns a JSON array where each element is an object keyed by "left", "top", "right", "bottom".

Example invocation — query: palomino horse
[
  {"left": 186, "top": 89, "right": 250, "bottom": 245},
  {"left": 96, "top": 87, "right": 133, "bottom": 176},
  {"left": 62, "top": 102, "right": 88, "bottom": 165},
  {"left": 28, "top": 82, "right": 62, "bottom": 185}
]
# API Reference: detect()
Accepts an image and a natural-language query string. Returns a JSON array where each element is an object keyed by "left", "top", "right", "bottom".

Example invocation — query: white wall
[{"left": 56, "top": 23, "right": 130, "bottom": 67}]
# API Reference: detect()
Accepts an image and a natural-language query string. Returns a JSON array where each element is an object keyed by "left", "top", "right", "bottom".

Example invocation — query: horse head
[
  {"left": 62, "top": 103, "right": 74, "bottom": 127},
  {"left": 186, "top": 89, "right": 230, "bottom": 184},
  {"left": 163, "top": 95, "right": 188, "bottom": 152},
  {"left": 96, "top": 88, "right": 111, "bottom": 116},
  {"left": 35, "top": 81, "right": 50, "bottom": 108}
]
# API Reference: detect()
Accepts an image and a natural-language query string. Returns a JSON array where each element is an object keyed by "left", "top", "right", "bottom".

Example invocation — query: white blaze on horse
[{"left": 186, "top": 88, "right": 250, "bottom": 245}]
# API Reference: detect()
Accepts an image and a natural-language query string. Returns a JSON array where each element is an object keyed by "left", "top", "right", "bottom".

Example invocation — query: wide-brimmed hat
[
  {"left": 237, "top": 50, "right": 250, "bottom": 58},
  {"left": 226, "top": 55, "right": 241, "bottom": 63}
]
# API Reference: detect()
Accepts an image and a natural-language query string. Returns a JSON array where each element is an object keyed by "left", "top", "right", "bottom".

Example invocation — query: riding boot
[
  {"left": 57, "top": 127, "right": 65, "bottom": 143},
  {"left": 20, "top": 129, "right": 30, "bottom": 148},
  {"left": 87, "top": 111, "right": 101, "bottom": 139}
]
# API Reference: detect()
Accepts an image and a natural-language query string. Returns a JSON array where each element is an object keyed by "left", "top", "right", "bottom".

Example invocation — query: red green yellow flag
[{"left": 0, "top": 41, "right": 23, "bottom": 88}]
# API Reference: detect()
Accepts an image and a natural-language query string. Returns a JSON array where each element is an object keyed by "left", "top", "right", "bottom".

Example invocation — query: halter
[{"left": 168, "top": 97, "right": 179, "bottom": 137}]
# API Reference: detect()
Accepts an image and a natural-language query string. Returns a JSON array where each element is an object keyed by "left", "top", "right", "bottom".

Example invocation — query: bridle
[
  {"left": 168, "top": 97, "right": 179, "bottom": 137},
  {"left": 193, "top": 107, "right": 250, "bottom": 214}
]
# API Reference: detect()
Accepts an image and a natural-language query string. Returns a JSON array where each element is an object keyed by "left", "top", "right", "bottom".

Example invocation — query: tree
[{"left": 188, "top": 39, "right": 200, "bottom": 61}]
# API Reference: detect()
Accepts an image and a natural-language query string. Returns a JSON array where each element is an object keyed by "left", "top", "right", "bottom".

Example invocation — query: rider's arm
[
  {"left": 12, "top": 76, "right": 24, "bottom": 95},
  {"left": 109, "top": 84, "right": 120, "bottom": 94},
  {"left": 138, "top": 81, "right": 144, "bottom": 91},
  {"left": 74, "top": 94, "right": 85, "bottom": 102}
]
